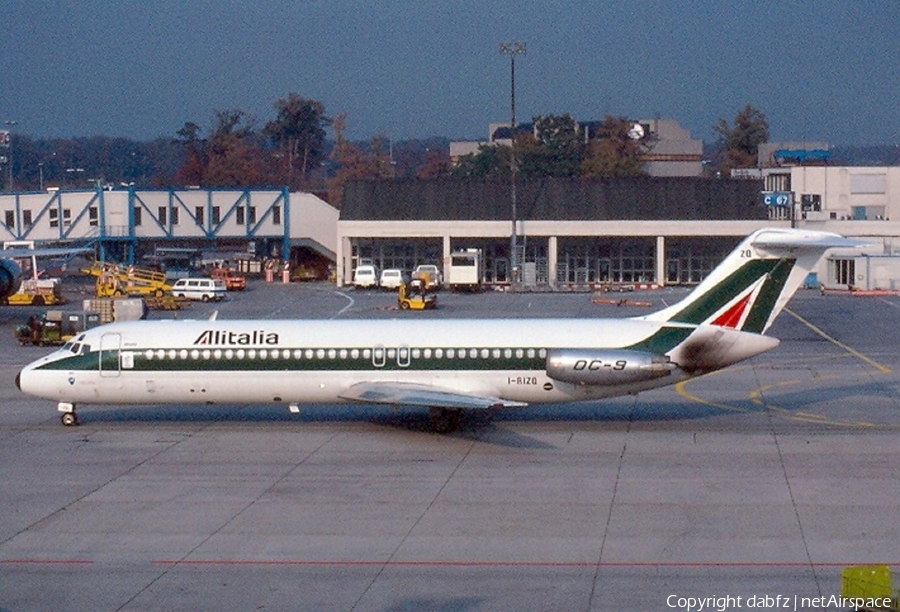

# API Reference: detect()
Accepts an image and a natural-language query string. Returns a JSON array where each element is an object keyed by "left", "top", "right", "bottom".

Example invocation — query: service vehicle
[
  {"left": 3, "top": 278, "right": 66, "bottom": 306},
  {"left": 15, "top": 309, "right": 101, "bottom": 346},
  {"left": 413, "top": 264, "right": 442, "bottom": 290},
  {"left": 82, "top": 262, "right": 172, "bottom": 297},
  {"left": 171, "top": 278, "right": 227, "bottom": 302},
  {"left": 379, "top": 268, "right": 407, "bottom": 290},
  {"left": 398, "top": 279, "right": 437, "bottom": 310},
  {"left": 447, "top": 249, "right": 482, "bottom": 291},
  {"left": 353, "top": 265, "right": 379, "bottom": 288},
  {"left": 210, "top": 267, "right": 247, "bottom": 291}
]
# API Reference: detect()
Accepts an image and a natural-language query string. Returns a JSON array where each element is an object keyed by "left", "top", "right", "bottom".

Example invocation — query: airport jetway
[{"left": 0, "top": 186, "right": 337, "bottom": 269}]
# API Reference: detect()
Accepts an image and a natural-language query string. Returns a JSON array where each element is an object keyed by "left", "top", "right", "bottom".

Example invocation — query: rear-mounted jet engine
[{"left": 545, "top": 349, "right": 675, "bottom": 386}]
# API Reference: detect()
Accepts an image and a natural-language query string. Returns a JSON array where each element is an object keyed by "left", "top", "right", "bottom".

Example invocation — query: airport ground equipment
[
  {"left": 210, "top": 267, "right": 246, "bottom": 290},
  {"left": 413, "top": 264, "right": 442, "bottom": 290},
  {"left": 82, "top": 297, "right": 147, "bottom": 323},
  {"left": 144, "top": 294, "right": 189, "bottom": 310},
  {"left": 15, "top": 310, "right": 101, "bottom": 346},
  {"left": 2, "top": 278, "right": 66, "bottom": 306},
  {"left": 82, "top": 262, "right": 172, "bottom": 297},
  {"left": 446, "top": 249, "right": 482, "bottom": 291},
  {"left": 398, "top": 280, "right": 437, "bottom": 310}
]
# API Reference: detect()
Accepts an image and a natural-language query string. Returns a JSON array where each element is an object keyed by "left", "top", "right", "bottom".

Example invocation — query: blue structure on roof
[{"left": 774, "top": 149, "right": 830, "bottom": 164}]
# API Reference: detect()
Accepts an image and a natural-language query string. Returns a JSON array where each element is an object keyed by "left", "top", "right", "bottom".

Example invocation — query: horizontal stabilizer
[{"left": 750, "top": 230, "right": 866, "bottom": 251}]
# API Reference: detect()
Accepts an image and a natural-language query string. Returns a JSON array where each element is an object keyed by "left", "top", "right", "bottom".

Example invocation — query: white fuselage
[{"left": 18, "top": 316, "right": 723, "bottom": 409}]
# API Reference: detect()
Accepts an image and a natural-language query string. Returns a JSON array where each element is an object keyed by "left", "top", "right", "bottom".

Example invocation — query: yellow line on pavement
[{"left": 784, "top": 307, "right": 891, "bottom": 374}]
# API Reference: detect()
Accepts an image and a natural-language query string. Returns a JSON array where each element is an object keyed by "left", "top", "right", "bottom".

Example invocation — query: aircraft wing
[
  {"left": 338, "top": 381, "right": 527, "bottom": 410},
  {"left": 1, "top": 246, "right": 92, "bottom": 259}
]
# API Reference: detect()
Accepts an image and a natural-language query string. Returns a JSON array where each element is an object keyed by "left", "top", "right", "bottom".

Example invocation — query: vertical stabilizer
[{"left": 642, "top": 228, "right": 860, "bottom": 334}]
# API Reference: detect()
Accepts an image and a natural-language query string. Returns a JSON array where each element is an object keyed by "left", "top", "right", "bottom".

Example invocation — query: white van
[
  {"left": 353, "top": 265, "right": 379, "bottom": 289},
  {"left": 379, "top": 268, "right": 407, "bottom": 290},
  {"left": 171, "top": 278, "right": 227, "bottom": 302}
]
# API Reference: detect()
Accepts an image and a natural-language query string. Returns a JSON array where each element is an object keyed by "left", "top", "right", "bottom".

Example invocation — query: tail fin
[{"left": 643, "top": 228, "right": 860, "bottom": 334}]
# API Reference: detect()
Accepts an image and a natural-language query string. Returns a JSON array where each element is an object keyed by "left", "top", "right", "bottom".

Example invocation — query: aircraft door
[{"left": 99, "top": 332, "right": 122, "bottom": 377}]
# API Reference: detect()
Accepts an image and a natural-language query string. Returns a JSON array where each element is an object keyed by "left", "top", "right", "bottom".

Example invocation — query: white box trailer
[{"left": 447, "top": 249, "right": 482, "bottom": 291}]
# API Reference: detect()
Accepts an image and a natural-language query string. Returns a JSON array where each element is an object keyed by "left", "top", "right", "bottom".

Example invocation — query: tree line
[{"left": 3, "top": 95, "right": 773, "bottom": 205}]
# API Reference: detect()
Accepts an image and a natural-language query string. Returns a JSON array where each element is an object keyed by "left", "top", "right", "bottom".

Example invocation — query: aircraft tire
[{"left": 61, "top": 412, "right": 78, "bottom": 427}]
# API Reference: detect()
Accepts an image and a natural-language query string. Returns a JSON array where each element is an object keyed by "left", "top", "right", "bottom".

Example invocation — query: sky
[{"left": 2, "top": 1, "right": 898, "bottom": 146}]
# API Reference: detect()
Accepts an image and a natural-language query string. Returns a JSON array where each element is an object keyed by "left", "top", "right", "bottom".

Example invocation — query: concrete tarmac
[{"left": 1, "top": 281, "right": 898, "bottom": 611}]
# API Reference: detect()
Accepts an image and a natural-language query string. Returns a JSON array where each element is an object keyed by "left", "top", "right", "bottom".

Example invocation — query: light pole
[
  {"left": 500, "top": 41, "right": 525, "bottom": 288},
  {"left": 3, "top": 120, "right": 17, "bottom": 191},
  {"left": 66, "top": 167, "right": 85, "bottom": 188}
]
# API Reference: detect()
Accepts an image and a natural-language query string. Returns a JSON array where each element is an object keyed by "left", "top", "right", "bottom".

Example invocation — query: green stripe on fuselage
[{"left": 35, "top": 348, "right": 547, "bottom": 373}]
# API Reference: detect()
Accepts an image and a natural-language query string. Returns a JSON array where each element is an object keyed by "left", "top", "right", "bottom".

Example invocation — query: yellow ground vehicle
[
  {"left": 3, "top": 278, "right": 66, "bottom": 306},
  {"left": 398, "top": 280, "right": 437, "bottom": 310},
  {"left": 82, "top": 262, "right": 172, "bottom": 297}
]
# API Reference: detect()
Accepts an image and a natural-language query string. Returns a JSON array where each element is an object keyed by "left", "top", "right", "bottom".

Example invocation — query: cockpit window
[
  {"left": 71, "top": 343, "right": 81, "bottom": 354},
  {"left": 80, "top": 344, "right": 90, "bottom": 355}
]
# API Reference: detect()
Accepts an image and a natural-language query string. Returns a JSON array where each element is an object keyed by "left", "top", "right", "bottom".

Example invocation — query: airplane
[{"left": 17, "top": 228, "right": 858, "bottom": 432}]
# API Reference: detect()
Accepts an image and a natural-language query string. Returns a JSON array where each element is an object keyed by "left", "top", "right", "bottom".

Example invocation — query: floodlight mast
[{"left": 500, "top": 41, "right": 525, "bottom": 289}]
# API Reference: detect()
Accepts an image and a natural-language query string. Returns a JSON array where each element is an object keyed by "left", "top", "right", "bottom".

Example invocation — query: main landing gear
[
  {"left": 428, "top": 407, "right": 463, "bottom": 434},
  {"left": 58, "top": 402, "right": 80, "bottom": 426}
]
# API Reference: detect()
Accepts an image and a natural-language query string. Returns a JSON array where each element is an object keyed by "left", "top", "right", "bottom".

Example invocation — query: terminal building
[{"left": 3, "top": 164, "right": 900, "bottom": 290}]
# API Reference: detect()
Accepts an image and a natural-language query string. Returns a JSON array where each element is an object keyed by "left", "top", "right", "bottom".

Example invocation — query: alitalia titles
[{"left": 194, "top": 329, "right": 280, "bottom": 346}]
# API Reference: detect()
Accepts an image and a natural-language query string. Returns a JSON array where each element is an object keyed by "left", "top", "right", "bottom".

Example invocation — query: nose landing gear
[{"left": 58, "top": 402, "right": 79, "bottom": 426}]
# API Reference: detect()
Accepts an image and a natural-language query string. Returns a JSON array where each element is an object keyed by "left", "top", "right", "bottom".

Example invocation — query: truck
[
  {"left": 413, "top": 264, "right": 442, "bottom": 291},
  {"left": 210, "top": 267, "right": 247, "bottom": 291},
  {"left": 446, "top": 249, "right": 482, "bottom": 291}
]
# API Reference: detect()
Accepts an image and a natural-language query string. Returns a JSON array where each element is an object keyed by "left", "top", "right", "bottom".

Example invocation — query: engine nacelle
[
  {"left": 0, "top": 259, "right": 23, "bottom": 300},
  {"left": 546, "top": 349, "right": 675, "bottom": 386}
]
